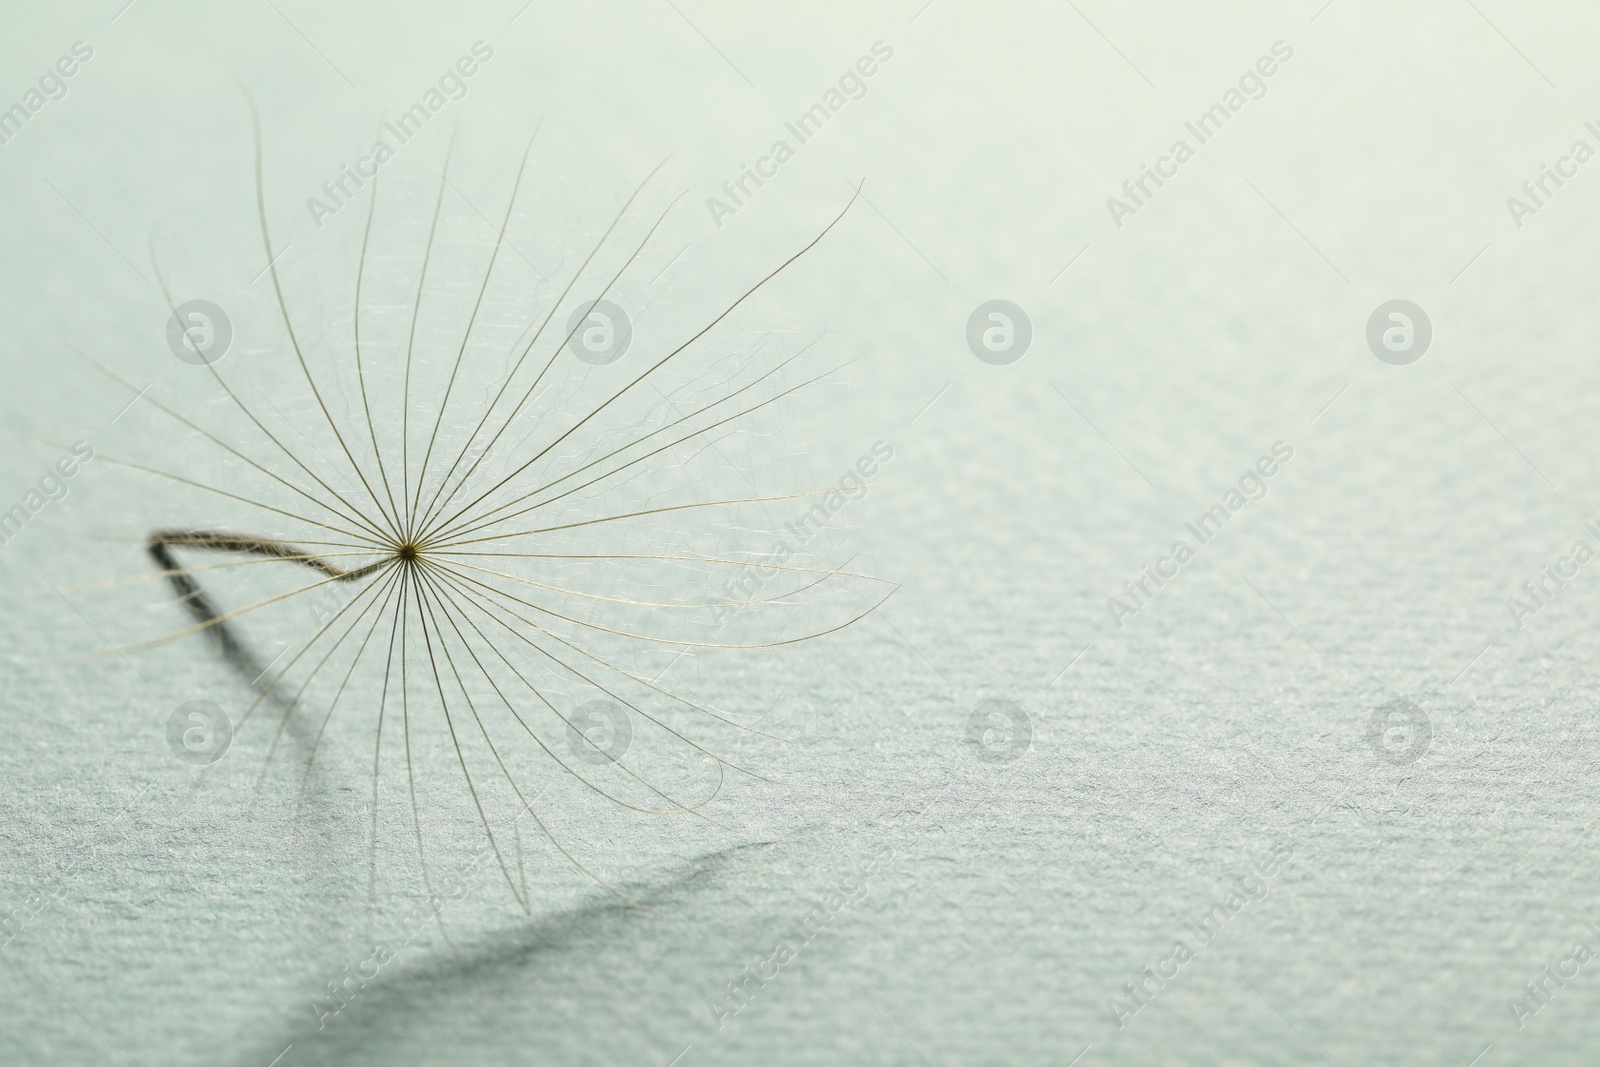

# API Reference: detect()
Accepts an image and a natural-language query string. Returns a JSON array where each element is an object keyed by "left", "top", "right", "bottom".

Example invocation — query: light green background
[{"left": 4, "top": 1, "right": 1600, "bottom": 1064}]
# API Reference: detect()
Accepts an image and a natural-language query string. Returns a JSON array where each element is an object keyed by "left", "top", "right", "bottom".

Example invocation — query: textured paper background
[{"left": 5, "top": 1, "right": 1600, "bottom": 1064}]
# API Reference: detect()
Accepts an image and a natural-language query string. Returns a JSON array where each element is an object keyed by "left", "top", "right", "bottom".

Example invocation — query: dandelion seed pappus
[{"left": 78, "top": 106, "right": 892, "bottom": 915}]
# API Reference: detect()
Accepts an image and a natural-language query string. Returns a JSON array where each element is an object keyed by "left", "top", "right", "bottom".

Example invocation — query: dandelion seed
[{"left": 85, "top": 107, "right": 892, "bottom": 913}]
